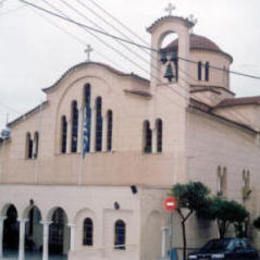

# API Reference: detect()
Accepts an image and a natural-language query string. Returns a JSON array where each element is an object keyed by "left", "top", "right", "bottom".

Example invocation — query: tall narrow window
[
  {"left": 25, "top": 132, "right": 33, "bottom": 159},
  {"left": 83, "top": 218, "right": 93, "bottom": 246},
  {"left": 198, "top": 61, "right": 202, "bottom": 80},
  {"left": 114, "top": 220, "right": 126, "bottom": 250},
  {"left": 83, "top": 84, "right": 92, "bottom": 154},
  {"left": 95, "top": 97, "right": 103, "bottom": 152},
  {"left": 143, "top": 120, "right": 152, "bottom": 153},
  {"left": 107, "top": 110, "right": 113, "bottom": 151},
  {"left": 156, "top": 119, "right": 163, "bottom": 153},
  {"left": 33, "top": 132, "right": 39, "bottom": 159},
  {"left": 61, "top": 116, "right": 67, "bottom": 154},
  {"left": 205, "top": 62, "right": 210, "bottom": 81},
  {"left": 71, "top": 101, "right": 79, "bottom": 153}
]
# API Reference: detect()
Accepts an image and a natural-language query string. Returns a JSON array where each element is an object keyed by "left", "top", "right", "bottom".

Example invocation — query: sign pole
[
  {"left": 170, "top": 211, "right": 173, "bottom": 259},
  {"left": 163, "top": 196, "right": 177, "bottom": 260}
]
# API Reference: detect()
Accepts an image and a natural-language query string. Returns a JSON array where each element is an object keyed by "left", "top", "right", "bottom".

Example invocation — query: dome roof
[{"left": 164, "top": 33, "right": 233, "bottom": 61}]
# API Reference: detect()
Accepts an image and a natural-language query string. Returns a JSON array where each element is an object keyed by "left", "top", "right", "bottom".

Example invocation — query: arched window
[
  {"left": 84, "top": 84, "right": 91, "bottom": 106},
  {"left": 114, "top": 220, "right": 126, "bottom": 250},
  {"left": 95, "top": 97, "right": 103, "bottom": 152},
  {"left": 83, "top": 218, "right": 93, "bottom": 246},
  {"left": 25, "top": 132, "right": 33, "bottom": 159},
  {"left": 82, "top": 84, "right": 92, "bottom": 154},
  {"left": 156, "top": 119, "right": 163, "bottom": 153},
  {"left": 143, "top": 120, "right": 152, "bottom": 153},
  {"left": 205, "top": 62, "right": 210, "bottom": 81},
  {"left": 107, "top": 110, "right": 113, "bottom": 151},
  {"left": 33, "top": 132, "right": 39, "bottom": 159},
  {"left": 71, "top": 101, "right": 79, "bottom": 153},
  {"left": 198, "top": 61, "right": 202, "bottom": 80},
  {"left": 61, "top": 116, "right": 67, "bottom": 154}
]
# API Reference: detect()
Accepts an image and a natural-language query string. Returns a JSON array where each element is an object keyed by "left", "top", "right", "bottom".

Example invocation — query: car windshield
[{"left": 200, "top": 239, "right": 231, "bottom": 252}]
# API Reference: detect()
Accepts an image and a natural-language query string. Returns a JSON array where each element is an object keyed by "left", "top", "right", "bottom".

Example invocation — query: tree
[
  {"left": 198, "top": 197, "right": 249, "bottom": 239},
  {"left": 171, "top": 182, "right": 210, "bottom": 260}
]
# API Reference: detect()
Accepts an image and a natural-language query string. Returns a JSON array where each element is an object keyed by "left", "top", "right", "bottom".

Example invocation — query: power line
[
  {"left": 17, "top": 0, "right": 260, "bottom": 124},
  {"left": 19, "top": 0, "right": 260, "bottom": 81},
  {"left": 86, "top": 0, "right": 150, "bottom": 46},
  {"left": 58, "top": 0, "right": 150, "bottom": 67},
  {"left": 76, "top": 0, "right": 150, "bottom": 55},
  {"left": 29, "top": 5, "right": 124, "bottom": 71},
  {"left": 38, "top": 0, "right": 152, "bottom": 77},
  {"left": 28, "top": 0, "right": 191, "bottom": 104}
]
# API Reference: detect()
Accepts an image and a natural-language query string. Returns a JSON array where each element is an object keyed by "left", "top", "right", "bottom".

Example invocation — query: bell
[
  {"left": 170, "top": 51, "right": 178, "bottom": 62},
  {"left": 160, "top": 51, "right": 168, "bottom": 64},
  {"left": 164, "top": 63, "right": 175, "bottom": 82}
]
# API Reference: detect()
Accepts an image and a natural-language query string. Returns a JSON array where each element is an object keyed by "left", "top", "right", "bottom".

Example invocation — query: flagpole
[{"left": 78, "top": 105, "right": 84, "bottom": 186}]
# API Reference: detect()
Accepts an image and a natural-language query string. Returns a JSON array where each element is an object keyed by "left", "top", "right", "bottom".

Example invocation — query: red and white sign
[{"left": 163, "top": 196, "right": 177, "bottom": 212}]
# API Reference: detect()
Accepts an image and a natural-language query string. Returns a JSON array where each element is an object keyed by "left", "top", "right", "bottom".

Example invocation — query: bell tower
[{"left": 147, "top": 12, "right": 194, "bottom": 93}]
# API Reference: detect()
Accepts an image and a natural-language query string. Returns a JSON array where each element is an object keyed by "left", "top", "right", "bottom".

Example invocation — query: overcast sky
[{"left": 0, "top": 0, "right": 260, "bottom": 129}]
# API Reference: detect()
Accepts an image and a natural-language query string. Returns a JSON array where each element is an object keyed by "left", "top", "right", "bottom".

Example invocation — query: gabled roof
[
  {"left": 43, "top": 62, "right": 150, "bottom": 93},
  {"left": 215, "top": 96, "right": 260, "bottom": 108},
  {"left": 190, "top": 98, "right": 258, "bottom": 134},
  {"left": 7, "top": 101, "right": 48, "bottom": 128}
]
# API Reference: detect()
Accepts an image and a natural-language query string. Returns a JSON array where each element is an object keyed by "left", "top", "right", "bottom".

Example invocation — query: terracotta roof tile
[{"left": 163, "top": 34, "right": 233, "bottom": 62}]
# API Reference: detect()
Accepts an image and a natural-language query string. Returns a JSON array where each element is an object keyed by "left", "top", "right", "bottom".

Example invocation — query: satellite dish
[{"left": 1, "top": 127, "right": 11, "bottom": 139}]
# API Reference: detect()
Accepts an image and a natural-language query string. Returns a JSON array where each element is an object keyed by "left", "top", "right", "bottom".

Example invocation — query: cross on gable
[
  {"left": 84, "top": 44, "right": 93, "bottom": 62},
  {"left": 165, "top": 3, "right": 176, "bottom": 16}
]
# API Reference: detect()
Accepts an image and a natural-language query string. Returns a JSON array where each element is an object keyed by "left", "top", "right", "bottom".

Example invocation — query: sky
[{"left": 0, "top": 0, "right": 260, "bottom": 129}]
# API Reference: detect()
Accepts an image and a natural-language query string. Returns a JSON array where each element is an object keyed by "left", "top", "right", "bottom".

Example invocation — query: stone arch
[
  {"left": 24, "top": 206, "right": 43, "bottom": 255},
  {"left": 46, "top": 206, "right": 68, "bottom": 223},
  {"left": 48, "top": 207, "right": 70, "bottom": 256},
  {"left": 148, "top": 17, "right": 192, "bottom": 87},
  {"left": 3, "top": 204, "right": 19, "bottom": 256},
  {"left": 1, "top": 203, "right": 16, "bottom": 217}
]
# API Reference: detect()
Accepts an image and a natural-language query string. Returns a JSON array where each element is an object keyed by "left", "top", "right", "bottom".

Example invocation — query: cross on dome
[
  {"left": 165, "top": 3, "right": 176, "bottom": 16},
  {"left": 84, "top": 44, "right": 93, "bottom": 62},
  {"left": 188, "top": 14, "right": 198, "bottom": 25}
]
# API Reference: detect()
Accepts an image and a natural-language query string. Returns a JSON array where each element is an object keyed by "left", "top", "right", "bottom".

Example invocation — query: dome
[{"left": 163, "top": 33, "right": 233, "bottom": 61}]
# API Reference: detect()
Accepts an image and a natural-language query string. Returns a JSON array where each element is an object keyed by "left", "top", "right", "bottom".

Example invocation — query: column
[
  {"left": 161, "top": 226, "right": 168, "bottom": 259},
  {"left": 41, "top": 221, "right": 51, "bottom": 260},
  {"left": 102, "top": 112, "right": 107, "bottom": 152},
  {"left": 0, "top": 216, "right": 6, "bottom": 258},
  {"left": 68, "top": 223, "right": 76, "bottom": 251},
  {"left": 90, "top": 106, "right": 96, "bottom": 153},
  {"left": 18, "top": 218, "right": 28, "bottom": 260}
]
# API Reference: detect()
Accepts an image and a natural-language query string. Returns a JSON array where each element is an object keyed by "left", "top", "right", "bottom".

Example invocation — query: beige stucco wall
[
  {"left": 0, "top": 63, "right": 188, "bottom": 187},
  {"left": 187, "top": 109, "right": 260, "bottom": 245}
]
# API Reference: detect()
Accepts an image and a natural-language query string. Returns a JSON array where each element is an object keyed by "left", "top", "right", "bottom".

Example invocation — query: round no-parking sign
[{"left": 163, "top": 196, "right": 177, "bottom": 212}]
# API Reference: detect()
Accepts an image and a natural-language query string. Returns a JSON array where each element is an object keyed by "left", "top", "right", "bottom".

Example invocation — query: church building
[{"left": 0, "top": 8, "right": 260, "bottom": 260}]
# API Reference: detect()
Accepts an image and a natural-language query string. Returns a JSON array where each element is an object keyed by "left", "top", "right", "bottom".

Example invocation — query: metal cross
[
  {"left": 165, "top": 3, "right": 176, "bottom": 16},
  {"left": 84, "top": 44, "right": 93, "bottom": 62},
  {"left": 188, "top": 14, "right": 198, "bottom": 24}
]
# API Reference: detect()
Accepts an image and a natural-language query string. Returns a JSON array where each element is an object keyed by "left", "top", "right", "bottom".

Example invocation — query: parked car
[{"left": 188, "top": 237, "right": 259, "bottom": 260}]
